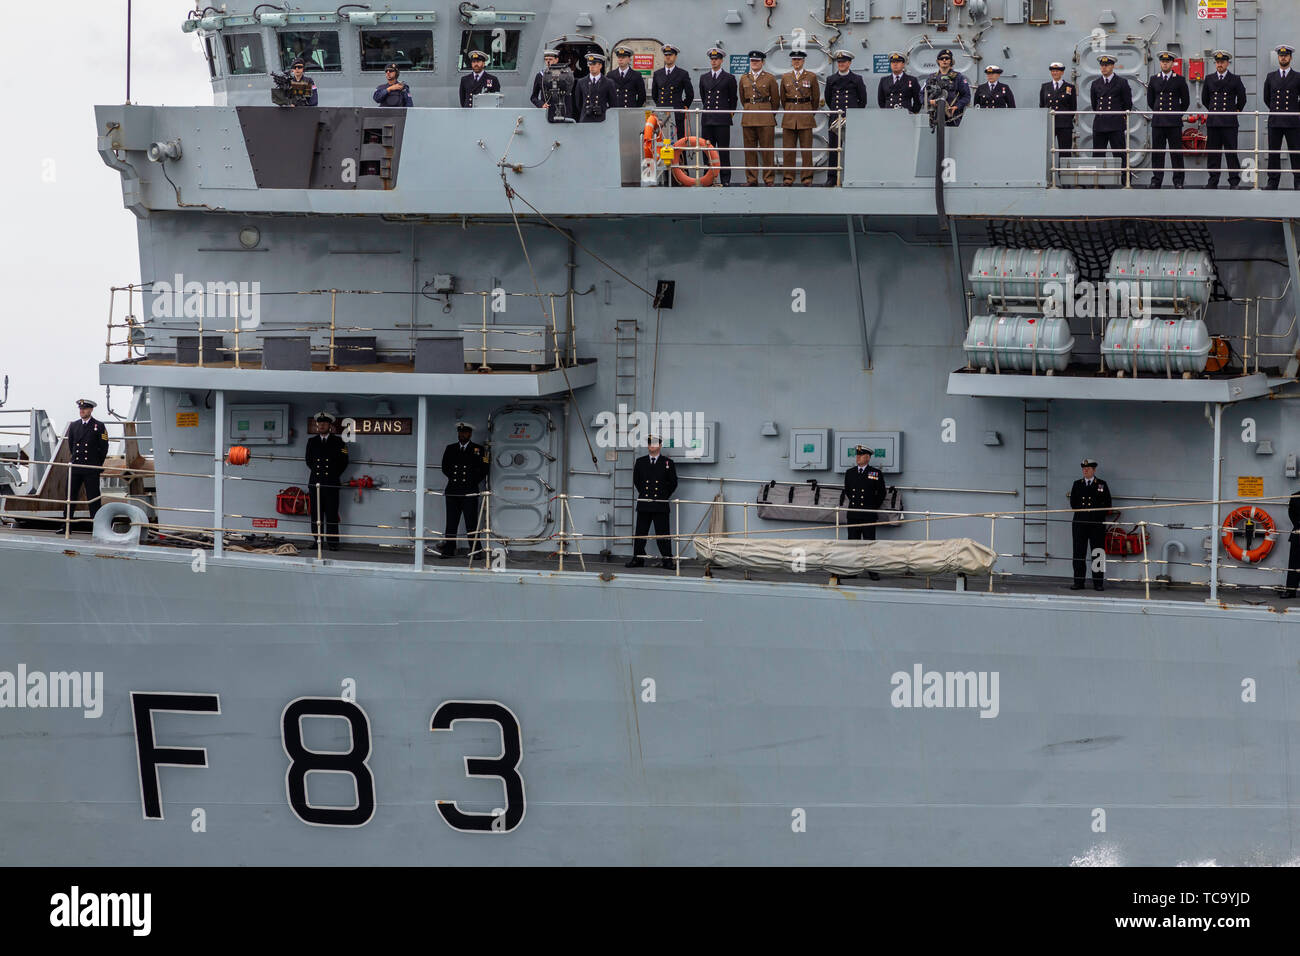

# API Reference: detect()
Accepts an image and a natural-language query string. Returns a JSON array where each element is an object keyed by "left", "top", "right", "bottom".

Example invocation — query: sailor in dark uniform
[
  {"left": 878, "top": 52, "right": 922, "bottom": 113},
  {"left": 459, "top": 50, "right": 500, "bottom": 108},
  {"left": 305, "top": 411, "right": 350, "bottom": 551},
  {"left": 1146, "top": 51, "right": 1190, "bottom": 188},
  {"left": 1040, "top": 61, "right": 1077, "bottom": 162},
  {"left": 841, "top": 445, "right": 887, "bottom": 581},
  {"left": 824, "top": 50, "right": 867, "bottom": 186},
  {"left": 608, "top": 46, "right": 647, "bottom": 108},
  {"left": 64, "top": 399, "right": 109, "bottom": 524},
  {"left": 1263, "top": 44, "right": 1300, "bottom": 190},
  {"left": 1282, "top": 488, "right": 1300, "bottom": 598},
  {"left": 1201, "top": 51, "right": 1247, "bottom": 189},
  {"left": 373, "top": 63, "right": 413, "bottom": 106},
  {"left": 440, "top": 421, "right": 488, "bottom": 559},
  {"left": 924, "top": 49, "right": 971, "bottom": 127},
  {"left": 626, "top": 436, "right": 678, "bottom": 569},
  {"left": 698, "top": 47, "right": 738, "bottom": 186},
  {"left": 1068, "top": 458, "right": 1112, "bottom": 591},
  {"left": 973, "top": 65, "right": 1016, "bottom": 108},
  {"left": 652, "top": 44, "right": 695, "bottom": 138},
  {"left": 530, "top": 48, "right": 572, "bottom": 121},
  {"left": 573, "top": 53, "right": 615, "bottom": 123},
  {"left": 1090, "top": 55, "right": 1133, "bottom": 174}
]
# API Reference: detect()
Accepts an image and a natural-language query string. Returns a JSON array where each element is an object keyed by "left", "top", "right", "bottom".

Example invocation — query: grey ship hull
[{"left": 1, "top": 533, "right": 1296, "bottom": 866}]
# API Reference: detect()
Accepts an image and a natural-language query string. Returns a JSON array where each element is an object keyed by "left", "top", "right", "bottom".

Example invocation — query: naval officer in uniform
[
  {"left": 609, "top": 46, "right": 647, "bottom": 108},
  {"left": 626, "top": 435, "right": 678, "bottom": 568},
  {"left": 652, "top": 44, "right": 695, "bottom": 138},
  {"left": 1068, "top": 458, "right": 1112, "bottom": 591},
  {"left": 1201, "top": 51, "right": 1247, "bottom": 189},
  {"left": 1263, "top": 44, "right": 1300, "bottom": 190},
  {"left": 306, "top": 411, "right": 350, "bottom": 550},
  {"left": 1090, "top": 54, "right": 1133, "bottom": 176},
  {"left": 698, "top": 48, "right": 738, "bottom": 186},
  {"left": 878, "top": 52, "right": 922, "bottom": 113},
  {"left": 1147, "top": 52, "right": 1190, "bottom": 189},
  {"left": 64, "top": 399, "right": 109, "bottom": 524},
  {"left": 531, "top": 49, "right": 574, "bottom": 122},
  {"left": 824, "top": 50, "right": 867, "bottom": 186},
  {"left": 440, "top": 421, "right": 488, "bottom": 558},
  {"left": 739, "top": 51, "right": 781, "bottom": 185},
  {"left": 573, "top": 52, "right": 615, "bottom": 123},
  {"left": 841, "top": 445, "right": 887, "bottom": 581},
  {"left": 459, "top": 50, "right": 500, "bottom": 108},
  {"left": 973, "top": 65, "right": 1016, "bottom": 108},
  {"left": 1040, "top": 62, "right": 1077, "bottom": 163},
  {"left": 780, "top": 50, "right": 821, "bottom": 185}
]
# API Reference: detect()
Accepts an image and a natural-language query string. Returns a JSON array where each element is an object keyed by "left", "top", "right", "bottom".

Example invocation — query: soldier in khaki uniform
[
  {"left": 780, "top": 50, "right": 821, "bottom": 185},
  {"left": 739, "top": 50, "right": 781, "bottom": 186}
]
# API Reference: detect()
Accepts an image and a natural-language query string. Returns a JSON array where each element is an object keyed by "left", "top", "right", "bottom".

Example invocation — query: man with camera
[
  {"left": 373, "top": 63, "right": 412, "bottom": 107},
  {"left": 532, "top": 49, "right": 575, "bottom": 122},
  {"left": 924, "top": 50, "right": 971, "bottom": 127}
]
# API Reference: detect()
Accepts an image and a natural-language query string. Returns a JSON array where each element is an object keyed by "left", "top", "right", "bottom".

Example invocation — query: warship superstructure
[{"left": 3, "top": 0, "right": 1300, "bottom": 865}]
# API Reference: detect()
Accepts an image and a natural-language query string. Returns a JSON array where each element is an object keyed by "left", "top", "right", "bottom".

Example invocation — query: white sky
[{"left": 0, "top": 1, "right": 210, "bottom": 433}]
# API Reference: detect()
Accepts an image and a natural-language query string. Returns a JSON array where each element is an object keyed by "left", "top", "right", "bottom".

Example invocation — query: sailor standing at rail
[
  {"left": 306, "top": 411, "right": 349, "bottom": 551},
  {"left": 1282, "top": 488, "right": 1300, "bottom": 599},
  {"left": 440, "top": 421, "right": 488, "bottom": 559},
  {"left": 1146, "top": 52, "right": 1190, "bottom": 189},
  {"left": 1263, "top": 44, "right": 1300, "bottom": 190},
  {"left": 459, "top": 50, "right": 500, "bottom": 108},
  {"left": 823, "top": 50, "right": 867, "bottom": 187},
  {"left": 64, "top": 399, "right": 109, "bottom": 525},
  {"left": 924, "top": 49, "right": 971, "bottom": 127},
  {"left": 608, "top": 46, "right": 647, "bottom": 108},
  {"left": 1201, "top": 51, "right": 1247, "bottom": 190},
  {"left": 878, "top": 52, "right": 922, "bottom": 113},
  {"left": 1068, "top": 458, "right": 1112, "bottom": 591},
  {"left": 1040, "top": 61, "right": 1077, "bottom": 164},
  {"left": 573, "top": 53, "right": 615, "bottom": 123},
  {"left": 973, "top": 65, "right": 1015, "bottom": 108},
  {"left": 841, "top": 445, "right": 886, "bottom": 581},
  {"left": 626, "top": 435, "right": 677, "bottom": 569},
  {"left": 652, "top": 45, "right": 695, "bottom": 139},
  {"left": 698, "top": 48, "right": 738, "bottom": 187},
  {"left": 780, "top": 50, "right": 821, "bottom": 185},
  {"left": 1090, "top": 55, "right": 1132, "bottom": 178}
]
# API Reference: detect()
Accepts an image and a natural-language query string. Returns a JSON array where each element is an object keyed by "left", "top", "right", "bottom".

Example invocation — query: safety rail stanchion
[
  {"left": 314, "top": 482, "right": 322, "bottom": 559},
  {"left": 558, "top": 492, "right": 566, "bottom": 572},
  {"left": 989, "top": 515, "right": 997, "bottom": 593},
  {"left": 744, "top": 501, "right": 750, "bottom": 539},
  {"left": 674, "top": 498, "right": 681, "bottom": 577},
  {"left": 64, "top": 466, "right": 71, "bottom": 540},
  {"left": 327, "top": 291, "right": 337, "bottom": 367},
  {"left": 925, "top": 510, "right": 932, "bottom": 589},
  {"left": 1140, "top": 520, "right": 1151, "bottom": 600}
]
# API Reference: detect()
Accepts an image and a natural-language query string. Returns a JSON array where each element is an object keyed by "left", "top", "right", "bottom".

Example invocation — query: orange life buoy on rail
[
  {"left": 643, "top": 114, "right": 660, "bottom": 159},
  {"left": 227, "top": 446, "right": 250, "bottom": 466},
  {"left": 669, "top": 136, "right": 721, "bottom": 186},
  {"left": 1221, "top": 505, "right": 1276, "bottom": 563}
]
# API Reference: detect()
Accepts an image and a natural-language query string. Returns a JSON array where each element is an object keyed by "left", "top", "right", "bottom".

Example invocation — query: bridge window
[
  {"left": 225, "top": 34, "right": 266, "bottom": 75},
  {"left": 278, "top": 31, "right": 343, "bottom": 72},
  {"left": 458, "top": 30, "right": 521, "bottom": 72},
  {"left": 203, "top": 36, "right": 217, "bottom": 78},
  {"left": 361, "top": 30, "right": 435, "bottom": 71}
]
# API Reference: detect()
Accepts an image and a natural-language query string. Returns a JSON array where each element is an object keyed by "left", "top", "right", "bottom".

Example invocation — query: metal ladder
[
  {"left": 1022, "top": 400, "right": 1050, "bottom": 564},
  {"left": 612, "top": 319, "right": 639, "bottom": 551},
  {"left": 1234, "top": 1, "right": 1259, "bottom": 97}
]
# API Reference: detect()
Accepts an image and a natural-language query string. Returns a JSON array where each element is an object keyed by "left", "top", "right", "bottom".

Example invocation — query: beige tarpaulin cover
[{"left": 692, "top": 536, "right": 997, "bottom": 576}]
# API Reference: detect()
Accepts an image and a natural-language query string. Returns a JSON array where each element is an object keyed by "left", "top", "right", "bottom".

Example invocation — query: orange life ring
[
  {"left": 670, "top": 136, "right": 721, "bottom": 186},
  {"left": 1221, "top": 505, "right": 1275, "bottom": 563},
  {"left": 227, "top": 446, "right": 250, "bottom": 466},
  {"left": 643, "top": 114, "right": 660, "bottom": 160}
]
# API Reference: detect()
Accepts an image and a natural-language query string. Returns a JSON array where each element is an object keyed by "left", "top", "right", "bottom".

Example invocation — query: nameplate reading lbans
[
  {"left": 1237, "top": 476, "right": 1264, "bottom": 498},
  {"left": 350, "top": 417, "right": 413, "bottom": 436},
  {"left": 175, "top": 413, "right": 199, "bottom": 427}
]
